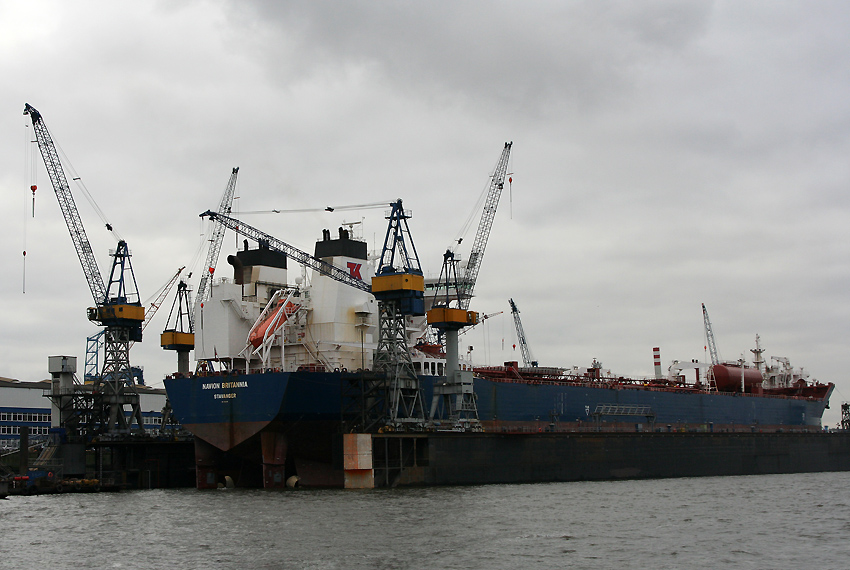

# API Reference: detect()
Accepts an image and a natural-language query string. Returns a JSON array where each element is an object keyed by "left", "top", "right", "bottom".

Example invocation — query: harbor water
[{"left": 2, "top": 471, "right": 848, "bottom": 570}]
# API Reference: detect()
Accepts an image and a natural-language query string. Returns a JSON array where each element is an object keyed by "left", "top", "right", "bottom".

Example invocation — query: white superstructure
[
  {"left": 191, "top": 226, "right": 481, "bottom": 378},
  {"left": 194, "top": 229, "right": 379, "bottom": 373}
]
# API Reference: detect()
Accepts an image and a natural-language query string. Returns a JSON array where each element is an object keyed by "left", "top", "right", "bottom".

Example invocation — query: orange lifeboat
[{"left": 249, "top": 300, "right": 298, "bottom": 348}]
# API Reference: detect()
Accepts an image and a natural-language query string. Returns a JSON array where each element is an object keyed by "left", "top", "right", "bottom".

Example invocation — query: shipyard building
[{"left": 0, "top": 376, "right": 167, "bottom": 452}]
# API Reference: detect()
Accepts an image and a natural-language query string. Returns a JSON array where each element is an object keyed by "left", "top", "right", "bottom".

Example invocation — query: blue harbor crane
[
  {"left": 370, "top": 200, "right": 427, "bottom": 428},
  {"left": 25, "top": 103, "right": 146, "bottom": 437}
]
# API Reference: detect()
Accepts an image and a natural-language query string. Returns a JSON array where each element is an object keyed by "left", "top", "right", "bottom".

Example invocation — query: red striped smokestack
[{"left": 653, "top": 347, "right": 662, "bottom": 380}]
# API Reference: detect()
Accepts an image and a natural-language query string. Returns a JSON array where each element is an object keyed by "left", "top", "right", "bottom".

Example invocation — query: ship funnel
[{"left": 653, "top": 347, "right": 662, "bottom": 380}]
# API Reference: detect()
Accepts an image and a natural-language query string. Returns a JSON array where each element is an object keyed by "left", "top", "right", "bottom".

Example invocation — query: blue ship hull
[
  {"left": 480, "top": 379, "right": 830, "bottom": 427},
  {"left": 165, "top": 370, "right": 832, "bottom": 453}
]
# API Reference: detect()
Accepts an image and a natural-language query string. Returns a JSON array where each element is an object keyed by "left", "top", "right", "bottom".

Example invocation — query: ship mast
[{"left": 751, "top": 334, "right": 765, "bottom": 372}]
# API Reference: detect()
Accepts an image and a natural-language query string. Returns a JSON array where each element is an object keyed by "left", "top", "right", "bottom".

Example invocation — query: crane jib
[
  {"left": 194, "top": 167, "right": 239, "bottom": 321},
  {"left": 458, "top": 142, "right": 512, "bottom": 311},
  {"left": 200, "top": 211, "right": 372, "bottom": 293},
  {"left": 25, "top": 103, "right": 107, "bottom": 304}
]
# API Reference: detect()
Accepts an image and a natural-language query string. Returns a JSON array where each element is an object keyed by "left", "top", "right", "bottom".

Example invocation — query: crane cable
[
  {"left": 22, "top": 122, "right": 35, "bottom": 293},
  {"left": 238, "top": 201, "right": 392, "bottom": 215},
  {"left": 24, "top": 118, "right": 125, "bottom": 290},
  {"left": 448, "top": 150, "right": 515, "bottom": 253},
  {"left": 184, "top": 215, "right": 211, "bottom": 282},
  {"left": 52, "top": 137, "right": 122, "bottom": 242},
  {"left": 450, "top": 176, "right": 490, "bottom": 253}
]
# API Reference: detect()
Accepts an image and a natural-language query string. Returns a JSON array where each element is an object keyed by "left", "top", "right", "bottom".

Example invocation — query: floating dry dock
[{"left": 167, "top": 227, "right": 843, "bottom": 490}]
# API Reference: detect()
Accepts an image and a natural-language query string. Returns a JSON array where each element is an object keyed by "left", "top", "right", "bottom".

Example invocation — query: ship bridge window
[{"left": 438, "top": 363, "right": 444, "bottom": 376}]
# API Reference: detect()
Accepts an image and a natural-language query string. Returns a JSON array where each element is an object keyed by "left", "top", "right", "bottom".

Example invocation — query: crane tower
[
  {"left": 162, "top": 281, "right": 195, "bottom": 376},
  {"left": 427, "top": 250, "right": 480, "bottom": 427},
  {"left": 370, "top": 200, "right": 428, "bottom": 429}
]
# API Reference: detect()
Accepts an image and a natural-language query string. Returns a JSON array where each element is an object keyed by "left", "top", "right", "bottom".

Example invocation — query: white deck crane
[
  {"left": 25, "top": 103, "right": 146, "bottom": 436},
  {"left": 702, "top": 303, "right": 720, "bottom": 366},
  {"left": 509, "top": 298, "right": 538, "bottom": 367},
  {"left": 702, "top": 303, "right": 720, "bottom": 391}
]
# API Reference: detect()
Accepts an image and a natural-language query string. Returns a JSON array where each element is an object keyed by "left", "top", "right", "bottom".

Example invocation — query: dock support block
[{"left": 343, "top": 433, "right": 374, "bottom": 489}]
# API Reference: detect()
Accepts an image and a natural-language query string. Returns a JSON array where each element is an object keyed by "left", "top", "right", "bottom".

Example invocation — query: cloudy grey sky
[{"left": 1, "top": 1, "right": 848, "bottom": 425}]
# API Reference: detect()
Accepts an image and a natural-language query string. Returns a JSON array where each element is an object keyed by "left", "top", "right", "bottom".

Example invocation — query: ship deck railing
[
  {"left": 474, "top": 375, "right": 822, "bottom": 401},
  {"left": 485, "top": 423, "right": 827, "bottom": 435}
]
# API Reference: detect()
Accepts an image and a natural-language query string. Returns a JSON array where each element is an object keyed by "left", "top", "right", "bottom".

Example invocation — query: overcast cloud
[{"left": 1, "top": 0, "right": 848, "bottom": 425}]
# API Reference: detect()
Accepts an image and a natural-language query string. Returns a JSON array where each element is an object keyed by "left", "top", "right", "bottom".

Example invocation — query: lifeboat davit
[{"left": 249, "top": 301, "right": 298, "bottom": 348}]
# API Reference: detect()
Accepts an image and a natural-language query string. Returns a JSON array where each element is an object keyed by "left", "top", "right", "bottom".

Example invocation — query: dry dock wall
[{"left": 370, "top": 432, "right": 850, "bottom": 487}]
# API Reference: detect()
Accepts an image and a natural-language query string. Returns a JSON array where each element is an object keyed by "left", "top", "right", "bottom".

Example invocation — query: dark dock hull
[
  {"left": 368, "top": 431, "right": 850, "bottom": 487},
  {"left": 188, "top": 429, "right": 850, "bottom": 489}
]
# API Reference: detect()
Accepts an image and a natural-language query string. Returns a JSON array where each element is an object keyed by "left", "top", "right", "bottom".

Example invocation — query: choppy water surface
[{"left": 2, "top": 471, "right": 849, "bottom": 570}]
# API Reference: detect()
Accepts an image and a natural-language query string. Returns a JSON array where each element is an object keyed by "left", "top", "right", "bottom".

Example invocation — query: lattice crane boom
[
  {"left": 24, "top": 103, "right": 106, "bottom": 303},
  {"left": 510, "top": 298, "right": 537, "bottom": 367},
  {"left": 199, "top": 211, "right": 372, "bottom": 292},
  {"left": 458, "top": 142, "right": 512, "bottom": 310},
  {"left": 702, "top": 303, "right": 720, "bottom": 366},
  {"left": 194, "top": 167, "right": 239, "bottom": 318}
]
